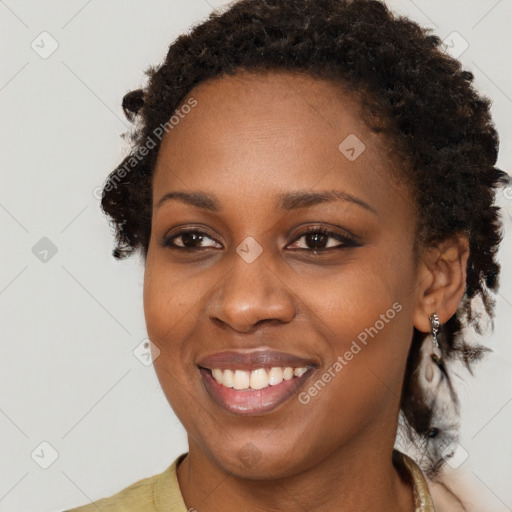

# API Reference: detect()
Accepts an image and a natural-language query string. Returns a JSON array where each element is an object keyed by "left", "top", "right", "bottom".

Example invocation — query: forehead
[
  {"left": 156, "top": 70, "right": 374, "bottom": 161},
  {"left": 152, "top": 70, "right": 409, "bottom": 215}
]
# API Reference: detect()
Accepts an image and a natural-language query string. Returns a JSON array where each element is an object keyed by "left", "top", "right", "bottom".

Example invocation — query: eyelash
[{"left": 162, "top": 226, "right": 360, "bottom": 252}]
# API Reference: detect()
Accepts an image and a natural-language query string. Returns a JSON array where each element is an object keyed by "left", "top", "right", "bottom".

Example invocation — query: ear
[{"left": 413, "top": 233, "right": 470, "bottom": 333}]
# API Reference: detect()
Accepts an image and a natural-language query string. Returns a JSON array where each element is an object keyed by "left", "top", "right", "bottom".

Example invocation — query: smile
[
  {"left": 197, "top": 349, "right": 317, "bottom": 415},
  {"left": 210, "top": 366, "right": 310, "bottom": 390}
]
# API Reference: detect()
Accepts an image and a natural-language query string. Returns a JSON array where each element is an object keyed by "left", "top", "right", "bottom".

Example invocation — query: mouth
[{"left": 197, "top": 350, "right": 317, "bottom": 416}]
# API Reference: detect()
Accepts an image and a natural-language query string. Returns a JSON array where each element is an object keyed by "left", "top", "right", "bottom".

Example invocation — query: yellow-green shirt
[{"left": 64, "top": 450, "right": 435, "bottom": 511}]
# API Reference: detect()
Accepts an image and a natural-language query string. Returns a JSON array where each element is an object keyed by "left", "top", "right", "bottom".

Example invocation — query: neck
[{"left": 177, "top": 424, "right": 415, "bottom": 512}]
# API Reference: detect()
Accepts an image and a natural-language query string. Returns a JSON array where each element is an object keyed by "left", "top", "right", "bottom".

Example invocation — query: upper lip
[{"left": 197, "top": 349, "right": 317, "bottom": 371}]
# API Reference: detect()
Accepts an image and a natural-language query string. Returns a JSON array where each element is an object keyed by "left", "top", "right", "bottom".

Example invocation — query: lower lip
[{"left": 199, "top": 367, "right": 315, "bottom": 416}]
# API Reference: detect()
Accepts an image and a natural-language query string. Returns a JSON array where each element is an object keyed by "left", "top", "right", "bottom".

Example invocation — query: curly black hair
[{"left": 100, "top": 0, "right": 509, "bottom": 479}]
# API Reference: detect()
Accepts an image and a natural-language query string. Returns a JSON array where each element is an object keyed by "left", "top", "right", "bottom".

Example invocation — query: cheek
[
  {"left": 142, "top": 251, "right": 210, "bottom": 424},
  {"left": 296, "top": 246, "right": 415, "bottom": 415},
  {"left": 306, "top": 243, "right": 414, "bottom": 335},
  {"left": 143, "top": 250, "right": 209, "bottom": 344}
]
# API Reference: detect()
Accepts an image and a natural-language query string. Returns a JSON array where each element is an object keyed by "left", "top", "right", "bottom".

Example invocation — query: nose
[{"left": 207, "top": 252, "right": 296, "bottom": 333}]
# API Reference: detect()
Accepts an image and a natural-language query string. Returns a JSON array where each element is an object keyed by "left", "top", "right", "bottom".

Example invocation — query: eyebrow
[{"left": 155, "top": 189, "right": 377, "bottom": 215}]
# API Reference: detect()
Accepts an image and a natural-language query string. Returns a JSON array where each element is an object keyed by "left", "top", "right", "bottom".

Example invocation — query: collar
[{"left": 156, "top": 450, "right": 435, "bottom": 511}]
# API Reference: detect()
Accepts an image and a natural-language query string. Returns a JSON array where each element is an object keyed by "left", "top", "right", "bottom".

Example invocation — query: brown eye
[
  {"left": 163, "top": 229, "right": 221, "bottom": 249},
  {"left": 288, "top": 227, "right": 359, "bottom": 251},
  {"left": 304, "top": 232, "right": 329, "bottom": 250}
]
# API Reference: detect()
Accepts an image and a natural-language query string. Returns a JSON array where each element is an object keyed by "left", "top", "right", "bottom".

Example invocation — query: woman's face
[{"left": 144, "top": 71, "right": 424, "bottom": 478}]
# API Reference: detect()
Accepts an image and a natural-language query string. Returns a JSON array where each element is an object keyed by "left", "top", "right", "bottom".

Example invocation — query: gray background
[{"left": 1, "top": 1, "right": 511, "bottom": 511}]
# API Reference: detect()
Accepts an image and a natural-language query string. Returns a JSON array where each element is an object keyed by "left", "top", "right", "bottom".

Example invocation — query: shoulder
[
  {"left": 395, "top": 450, "right": 476, "bottom": 512},
  {"left": 62, "top": 471, "right": 162, "bottom": 512},
  {"left": 62, "top": 454, "right": 188, "bottom": 512},
  {"left": 428, "top": 480, "right": 467, "bottom": 512},
  {"left": 427, "top": 468, "right": 491, "bottom": 512},
  {"left": 396, "top": 449, "right": 489, "bottom": 512}
]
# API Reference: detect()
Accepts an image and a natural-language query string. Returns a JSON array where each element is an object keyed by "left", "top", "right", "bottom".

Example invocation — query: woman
[{"left": 65, "top": 0, "right": 509, "bottom": 510}]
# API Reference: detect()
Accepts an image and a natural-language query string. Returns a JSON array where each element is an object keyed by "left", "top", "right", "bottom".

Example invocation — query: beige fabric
[
  {"left": 63, "top": 453, "right": 189, "bottom": 512},
  {"left": 64, "top": 451, "right": 436, "bottom": 511}
]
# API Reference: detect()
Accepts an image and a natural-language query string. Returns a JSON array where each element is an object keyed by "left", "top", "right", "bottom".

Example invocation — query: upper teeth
[{"left": 211, "top": 366, "right": 309, "bottom": 390}]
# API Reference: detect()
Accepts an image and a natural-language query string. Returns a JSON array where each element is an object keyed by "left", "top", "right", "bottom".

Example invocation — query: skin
[{"left": 143, "top": 70, "right": 469, "bottom": 512}]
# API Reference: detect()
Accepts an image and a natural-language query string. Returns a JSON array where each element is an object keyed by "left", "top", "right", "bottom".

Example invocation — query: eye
[
  {"left": 162, "top": 226, "right": 359, "bottom": 252},
  {"left": 162, "top": 228, "right": 222, "bottom": 249},
  {"left": 288, "top": 226, "right": 358, "bottom": 251}
]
